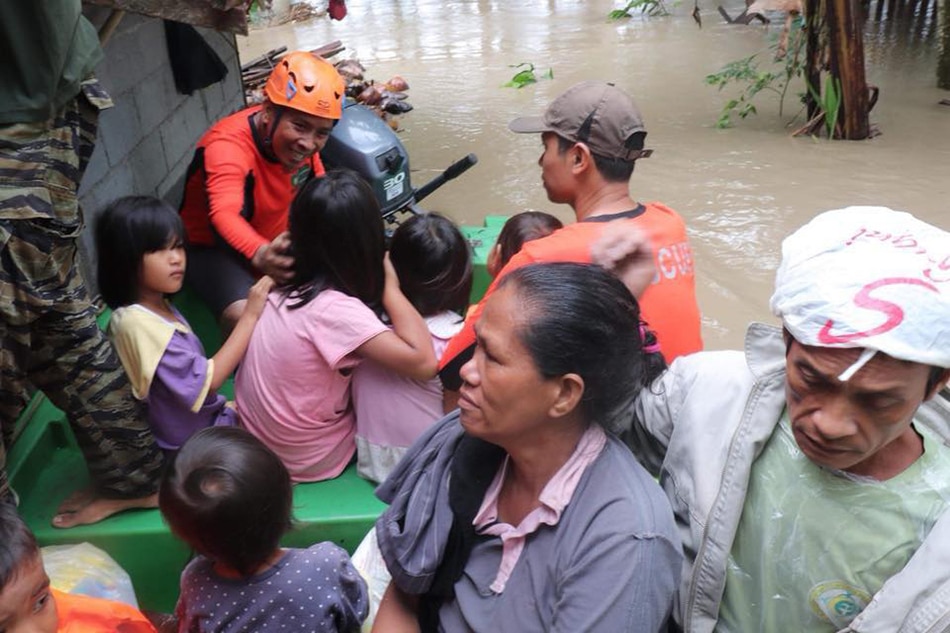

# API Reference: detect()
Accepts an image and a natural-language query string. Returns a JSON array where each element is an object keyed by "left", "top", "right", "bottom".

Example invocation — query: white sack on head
[{"left": 770, "top": 206, "right": 950, "bottom": 369}]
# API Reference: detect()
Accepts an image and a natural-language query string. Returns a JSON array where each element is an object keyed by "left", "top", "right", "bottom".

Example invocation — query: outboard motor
[{"left": 322, "top": 102, "right": 477, "bottom": 222}]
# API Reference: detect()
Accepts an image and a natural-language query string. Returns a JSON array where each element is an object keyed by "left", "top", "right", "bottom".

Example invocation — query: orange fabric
[
  {"left": 53, "top": 589, "right": 156, "bottom": 633},
  {"left": 179, "top": 105, "right": 326, "bottom": 260},
  {"left": 440, "top": 203, "right": 703, "bottom": 376}
]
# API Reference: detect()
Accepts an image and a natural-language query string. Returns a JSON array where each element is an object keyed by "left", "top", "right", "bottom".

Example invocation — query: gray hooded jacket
[{"left": 624, "top": 323, "right": 950, "bottom": 633}]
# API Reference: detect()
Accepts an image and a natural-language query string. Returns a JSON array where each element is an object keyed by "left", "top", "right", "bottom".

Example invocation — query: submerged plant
[
  {"left": 705, "top": 16, "right": 805, "bottom": 128},
  {"left": 807, "top": 75, "right": 842, "bottom": 138},
  {"left": 705, "top": 54, "right": 782, "bottom": 127},
  {"left": 504, "top": 63, "right": 554, "bottom": 89},
  {"left": 608, "top": 0, "right": 670, "bottom": 19}
]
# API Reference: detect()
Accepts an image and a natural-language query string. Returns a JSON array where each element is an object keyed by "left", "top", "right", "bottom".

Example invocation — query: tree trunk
[
  {"left": 805, "top": 0, "right": 823, "bottom": 119},
  {"left": 826, "top": 0, "right": 870, "bottom": 138},
  {"left": 940, "top": 0, "right": 950, "bottom": 89}
]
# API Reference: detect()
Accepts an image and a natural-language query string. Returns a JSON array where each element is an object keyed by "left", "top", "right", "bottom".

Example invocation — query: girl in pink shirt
[
  {"left": 235, "top": 170, "right": 437, "bottom": 482},
  {"left": 352, "top": 213, "right": 473, "bottom": 483}
]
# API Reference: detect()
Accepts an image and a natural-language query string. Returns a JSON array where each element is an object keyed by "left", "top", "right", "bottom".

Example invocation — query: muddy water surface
[{"left": 239, "top": 0, "right": 949, "bottom": 349}]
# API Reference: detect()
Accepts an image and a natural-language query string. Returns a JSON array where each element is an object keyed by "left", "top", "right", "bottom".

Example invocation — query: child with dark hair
[
  {"left": 486, "top": 211, "right": 564, "bottom": 278},
  {"left": 235, "top": 170, "right": 437, "bottom": 482},
  {"left": 95, "top": 196, "right": 273, "bottom": 454},
  {"left": 159, "top": 427, "right": 368, "bottom": 632},
  {"left": 0, "top": 502, "right": 156, "bottom": 632},
  {"left": 352, "top": 212, "right": 473, "bottom": 482}
]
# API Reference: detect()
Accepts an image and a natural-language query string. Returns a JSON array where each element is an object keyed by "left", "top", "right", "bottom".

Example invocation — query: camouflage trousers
[{"left": 0, "top": 81, "right": 161, "bottom": 501}]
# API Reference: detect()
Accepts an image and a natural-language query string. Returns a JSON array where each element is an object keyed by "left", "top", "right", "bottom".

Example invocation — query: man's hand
[
  {"left": 251, "top": 232, "right": 294, "bottom": 283},
  {"left": 591, "top": 226, "right": 656, "bottom": 299}
]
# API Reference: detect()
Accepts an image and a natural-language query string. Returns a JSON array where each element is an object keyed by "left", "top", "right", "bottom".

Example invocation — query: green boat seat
[
  {"left": 460, "top": 214, "right": 507, "bottom": 303},
  {"left": 9, "top": 405, "right": 384, "bottom": 612}
]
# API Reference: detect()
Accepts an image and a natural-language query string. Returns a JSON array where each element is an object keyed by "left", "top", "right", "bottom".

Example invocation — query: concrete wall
[{"left": 77, "top": 9, "right": 246, "bottom": 293}]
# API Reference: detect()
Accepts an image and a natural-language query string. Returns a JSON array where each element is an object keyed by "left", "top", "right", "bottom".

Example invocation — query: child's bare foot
[{"left": 52, "top": 487, "right": 158, "bottom": 528}]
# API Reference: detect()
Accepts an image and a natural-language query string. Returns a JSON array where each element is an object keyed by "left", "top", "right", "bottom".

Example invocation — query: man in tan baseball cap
[
  {"left": 438, "top": 80, "right": 703, "bottom": 399},
  {"left": 508, "top": 80, "right": 654, "bottom": 162}
]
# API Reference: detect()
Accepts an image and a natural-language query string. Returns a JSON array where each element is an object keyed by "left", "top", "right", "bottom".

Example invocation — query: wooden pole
[
  {"left": 905, "top": 0, "right": 920, "bottom": 20},
  {"left": 874, "top": 0, "right": 885, "bottom": 20},
  {"left": 805, "top": 0, "right": 823, "bottom": 119},
  {"left": 940, "top": 0, "right": 950, "bottom": 89},
  {"left": 98, "top": 9, "right": 125, "bottom": 45},
  {"left": 826, "top": 0, "right": 870, "bottom": 138},
  {"left": 913, "top": 0, "right": 930, "bottom": 46}
]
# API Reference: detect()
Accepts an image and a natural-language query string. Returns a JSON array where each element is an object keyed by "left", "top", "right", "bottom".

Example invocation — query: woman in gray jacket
[{"left": 372, "top": 262, "right": 682, "bottom": 633}]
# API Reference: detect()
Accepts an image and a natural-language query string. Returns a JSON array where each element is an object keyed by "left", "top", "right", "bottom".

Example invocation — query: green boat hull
[{"left": 8, "top": 217, "right": 504, "bottom": 612}]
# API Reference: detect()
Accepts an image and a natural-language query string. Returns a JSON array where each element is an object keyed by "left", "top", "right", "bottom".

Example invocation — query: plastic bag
[
  {"left": 41, "top": 542, "right": 139, "bottom": 608},
  {"left": 719, "top": 414, "right": 950, "bottom": 631},
  {"left": 351, "top": 528, "right": 392, "bottom": 632},
  {"left": 770, "top": 206, "right": 950, "bottom": 371}
]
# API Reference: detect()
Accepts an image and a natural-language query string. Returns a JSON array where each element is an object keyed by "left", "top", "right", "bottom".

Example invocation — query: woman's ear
[
  {"left": 487, "top": 244, "right": 502, "bottom": 278},
  {"left": 548, "top": 373, "right": 584, "bottom": 419}
]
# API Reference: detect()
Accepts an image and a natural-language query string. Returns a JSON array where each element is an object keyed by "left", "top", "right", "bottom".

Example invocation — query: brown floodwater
[{"left": 239, "top": 0, "right": 949, "bottom": 350}]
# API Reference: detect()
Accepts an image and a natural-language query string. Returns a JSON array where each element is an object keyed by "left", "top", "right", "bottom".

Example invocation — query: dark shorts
[{"left": 184, "top": 245, "right": 256, "bottom": 317}]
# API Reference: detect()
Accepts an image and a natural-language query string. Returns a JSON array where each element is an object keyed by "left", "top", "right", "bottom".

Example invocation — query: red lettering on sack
[
  {"left": 925, "top": 255, "right": 950, "bottom": 284},
  {"left": 892, "top": 234, "right": 919, "bottom": 249},
  {"left": 844, "top": 227, "right": 949, "bottom": 283},
  {"left": 845, "top": 227, "right": 867, "bottom": 246},
  {"left": 817, "top": 277, "right": 939, "bottom": 344}
]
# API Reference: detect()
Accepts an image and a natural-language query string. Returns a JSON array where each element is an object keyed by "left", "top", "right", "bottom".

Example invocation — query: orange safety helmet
[{"left": 264, "top": 51, "right": 346, "bottom": 120}]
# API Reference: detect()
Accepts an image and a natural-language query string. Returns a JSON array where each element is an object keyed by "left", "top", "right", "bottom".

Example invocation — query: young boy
[{"left": 0, "top": 501, "right": 156, "bottom": 632}]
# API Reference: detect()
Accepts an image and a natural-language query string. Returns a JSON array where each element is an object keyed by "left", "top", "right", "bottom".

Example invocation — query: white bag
[
  {"left": 351, "top": 527, "right": 392, "bottom": 632},
  {"left": 771, "top": 206, "right": 950, "bottom": 370}
]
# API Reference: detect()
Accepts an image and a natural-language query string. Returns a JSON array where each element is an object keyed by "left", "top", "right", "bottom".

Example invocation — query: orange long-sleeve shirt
[{"left": 179, "top": 105, "right": 325, "bottom": 260}]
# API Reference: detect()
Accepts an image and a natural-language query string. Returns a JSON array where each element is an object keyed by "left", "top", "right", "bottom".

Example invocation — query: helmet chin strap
[{"left": 259, "top": 106, "right": 285, "bottom": 162}]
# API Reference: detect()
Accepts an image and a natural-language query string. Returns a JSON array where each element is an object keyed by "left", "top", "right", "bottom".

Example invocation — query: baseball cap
[{"left": 508, "top": 81, "right": 653, "bottom": 161}]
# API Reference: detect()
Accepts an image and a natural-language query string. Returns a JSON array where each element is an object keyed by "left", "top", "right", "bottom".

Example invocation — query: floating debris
[
  {"left": 241, "top": 45, "right": 414, "bottom": 129},
  {"left": 247, "top": 0, "right": 330, "bottom": 28},
  {"left": 333, "top": 60, "right": 413, "bottom": 129}
]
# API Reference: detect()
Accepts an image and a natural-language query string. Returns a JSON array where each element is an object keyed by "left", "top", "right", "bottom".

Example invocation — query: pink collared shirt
[{"left": 472, "top": 425, "right": 608, "bottom": 593}]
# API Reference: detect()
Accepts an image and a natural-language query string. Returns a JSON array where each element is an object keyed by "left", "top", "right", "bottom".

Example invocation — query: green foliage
[
  {"left": 705, "top": 18, "right": 806, "bottom": 128},
  {"left": 705, "top": 55, "right": 779, "bottom": 127},
  {"left": 608, "top": 0, "right": 669, "bottom": 19},
  {"left": 504, "top": 63, "right": 554, "bottom": 89},
  {"left": 807, "top": 75, "right": 842, "bottom": 137}
]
